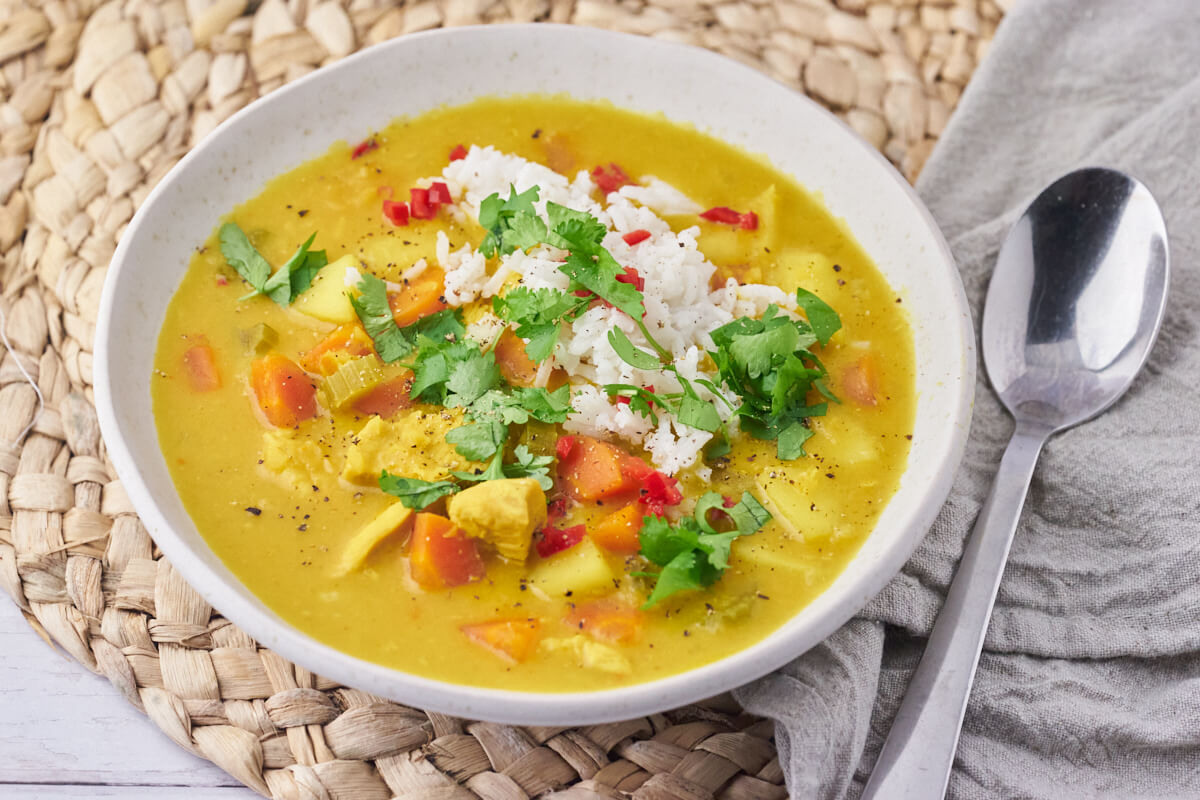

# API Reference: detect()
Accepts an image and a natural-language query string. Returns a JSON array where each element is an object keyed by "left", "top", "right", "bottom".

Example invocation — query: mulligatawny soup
[{"left": 153, "top": 96, "right": 914, "bottom": 692}]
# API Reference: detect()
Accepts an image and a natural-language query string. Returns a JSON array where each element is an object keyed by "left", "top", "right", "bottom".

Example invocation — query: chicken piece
[{"left": 446, "top": 478, "right": 547, "bottom": 562}]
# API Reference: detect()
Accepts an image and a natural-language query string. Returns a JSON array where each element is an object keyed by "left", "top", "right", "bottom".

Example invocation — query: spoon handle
[{"left": 859, "top": 418, "right": 1053, "bottom": 800}]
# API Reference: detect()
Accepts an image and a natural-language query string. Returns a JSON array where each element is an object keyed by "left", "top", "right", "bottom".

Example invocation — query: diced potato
[
  {"left": 697, "top": 184, "right": 778, "bottom": 266},
  {"left": 447, "top": 478, "right": 547, "bottom": 562},
  {"left": 527, "top": 536, "right": 614, "bottom": 598},
  {"left": 732, "top": 539, "right": 815, "bottom": 580},
  {"left": 812, "top": 418, "right": 881, "bottom": 465},
  {"left": 336, "top": 502, "right": 414, "bottom": 575},
  {"left": 340, "top": 410, "right": 478, "bottom": 485},
  {"left": 295, "top": 254, "right": 357, "bottom": 324},
  {"left": 757, "top": 468, "right": 839, "bottom": 542},
  {"left": 540, "top": 635, "right": 631, "bottom": 675}
]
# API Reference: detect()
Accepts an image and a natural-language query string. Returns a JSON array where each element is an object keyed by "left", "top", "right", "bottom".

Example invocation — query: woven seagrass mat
[{"left": 0, "top": 1, "right": 1004, "bottom": 797}]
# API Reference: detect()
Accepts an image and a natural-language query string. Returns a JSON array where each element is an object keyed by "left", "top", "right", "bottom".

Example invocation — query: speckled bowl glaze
[{"left": 95, "top": 24, "right": 975, "bottom": 725}]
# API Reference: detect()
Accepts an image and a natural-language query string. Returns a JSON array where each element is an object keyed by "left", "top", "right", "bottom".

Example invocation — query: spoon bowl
[
  {"left": 983, "top": 168, "right": 1169, "bottom": 430},
  {"left": 862, "top": 167, "right": 1169, "bottom": 800}
]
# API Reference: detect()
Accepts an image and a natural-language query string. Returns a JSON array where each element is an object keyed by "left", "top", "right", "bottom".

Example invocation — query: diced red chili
[
  {"left": 615, "top": 266, "right": 645, "bottom": 292},
  {"left": 639, "top": 470, "right": 683, "bottom": 516},
  {"left": 382, "top": 200, "right": 409, "bottom": 226},
  {"left": 215, "top": 274, "right": 228, "bottom": 287},
  {"left": 428, "top": 182, "right": 452, "bottom": 205},
  {"left": 449, "top": 144, "right": 468, "bottom": 161},
  {"left": 351, "top": 138, "right": 378, "bottom": 159},
  {"left": 536, "top": 524, "right": 586, "bottom": 558},
  {"left": 722, "top": 495, "right": 737, "bottom": 508},
  {"left": 592, "top": 162, "right": 632, "bottom": 194},
  {"left": 700, "top": 206, "right": 742, "bottom": 224},
  {"left": 622, "top": 229, "right": 651, "bottom": 246},
  {"left": 615, "top": 394, "right": 631, "bottom": 405},
  {"left": 547, "top": 498, "right": 569, "bottom": 523},
  {"left": 410, "top": 187, "right": 435, "bottom": 219},
  {"left": 738, "top": 211, "right": 758, "bottom": 230},
  {"left": 556, "top": 435, "right": 577, "bottom": 460}
]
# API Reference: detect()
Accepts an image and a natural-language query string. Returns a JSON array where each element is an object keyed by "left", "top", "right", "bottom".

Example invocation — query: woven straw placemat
[{"left": 0, "top": 1, "right": 1002, "bottom": 797}]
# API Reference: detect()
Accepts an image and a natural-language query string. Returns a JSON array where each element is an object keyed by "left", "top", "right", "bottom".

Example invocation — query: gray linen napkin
[{"left": 734, "top": 1, "right": 1200, "bottom": 797}]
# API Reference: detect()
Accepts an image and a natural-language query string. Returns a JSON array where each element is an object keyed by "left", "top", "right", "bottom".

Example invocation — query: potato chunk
[
  {"left": 447, "top": 478, "right": 547, "bottom": 562},
  {"left": 294, "top": 254, "right": 357, "bottom": 324},
  {"left": 336, "top": 502, "right": 413, "bottom": 576}
]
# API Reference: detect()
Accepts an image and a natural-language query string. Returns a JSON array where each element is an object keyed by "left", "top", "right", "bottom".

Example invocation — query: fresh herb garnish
[
  {"left": 379, "top": 472, "right": 460, "bottom": 509},
  {"left": 478, "top": 185, "right": 542, "bottom": 257},
  {"left": 453, "top": 445, "right": 554, "bottom": 491},
  {"left": 637, "top": 490, "right": 771, "bottom": 608},
  {"left": 219, "top": 222, "right": 327, "bottom": 307},
  {"left": 349, "top": 273, "right": 416, "bottom": 362},
  {"left": 492, "top": 287, "right": 589, "bottom": 362},
  {"left": 709, "top": 300, "right": 840, "bottom": 459}
]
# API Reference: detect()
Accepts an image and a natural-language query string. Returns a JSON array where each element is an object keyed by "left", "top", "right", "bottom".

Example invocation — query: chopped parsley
[
  {"left": 638, "top": 491, "right": 772, "bottom": 608},
  {"left": 219, "top": 222, "right": 327, "bottom": 307}
]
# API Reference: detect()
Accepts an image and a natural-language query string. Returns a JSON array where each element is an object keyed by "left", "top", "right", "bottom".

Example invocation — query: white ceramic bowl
[{"left": 95, "top": 24, "right": 974, "bottom": 725}]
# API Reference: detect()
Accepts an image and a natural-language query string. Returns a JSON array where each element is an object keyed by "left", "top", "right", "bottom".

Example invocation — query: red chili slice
[
  {"left": 536, "top": 524, "right": 586, "bottom": 558},
  {"left": 614, "top": 266, "right": 645, "bottom": 292},
  {"left": 382, "top": 200, "right": 409, "bottom": 226},
  {"left": 547, "top": 498, "right": 569, "bottom": 522},
  {"left": 700, "top": 206, "right": 742, "bottom": 224},
  {"left": 351, "top": 138, "right": 378, "bottom": 159},
  {"left": 621, "top": 454, "right": 656, "bottom": 483},
  {"left": 592, "top": 162, "right": 632, "bottom": 194},
  {"left": 449, "top": 144, "right": 468, "bottom": 161},
  {"left": 639, "top": 470, "right": 683, "bottom": 517},
  {"left": 556, "top": 435, "right": 577, "bottom": 460},
  {"left": 215, "top": 274, "right": 228, "bottom": 286},
  {"left": 410, "top": 187, "right": 435, "bottom": 219},
  {"left": 622, "top": 229, "right": 651, "bottom": 246},
  {"left": 428, "top": 182, "right": 452, "bottom": 205},
  {"left": 738, "top": 211, "right": 759, "bottom": 230},
  {"left": 615, "top": 394, "right": 631, "bottom": 405}
]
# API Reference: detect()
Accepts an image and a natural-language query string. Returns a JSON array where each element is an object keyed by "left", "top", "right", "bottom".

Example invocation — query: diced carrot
[
  {"left": 250, "top": 354, "right": 318, "bottom": 428},
  {"left": 461, "top": 617, "right": 541, "bottom": 663},
  {"left": 589, "top": 504, "right": 644, "bottom": 555},
  {"left": 182, "top": 343, "right": 221, "bottom": 392},
  {"left": 351, "top": 374, "right": 413, "bottom": 418},
  {"left": 557, "top": 435, "right": 639, "bottom": 502},
  {"left": 389, "top": 266, "right": 448, "bottom": 328},
  {"left": 620, "top": 454, "right": 655, "bottom": 483},
  {"left": 409, "top": 512, "right": 486, "bottom": 590},
  {"left": 300, "top": 323, "right": 376, "bottom": 376},
  {"left": 842, "top": 354, "right": 878, "bottom": 407},
  {"left": 494, "top": 329, "right": 540, "bottom": 387},
  {"left": 566, "top": 599, "right": 643, "bottom": 644}
]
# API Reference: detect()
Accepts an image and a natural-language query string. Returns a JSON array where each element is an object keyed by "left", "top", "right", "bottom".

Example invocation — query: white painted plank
[
  {"left": 0, "top": 600, "right": 248, "bottom": 792},
  {"left": 1, "top": 786, "right": 252, "bottom": 799}
]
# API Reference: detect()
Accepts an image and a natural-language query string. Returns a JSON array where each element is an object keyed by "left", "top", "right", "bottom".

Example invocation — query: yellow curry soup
[{"left": 153, "top": 96, "right": 914, "bottom": 692}]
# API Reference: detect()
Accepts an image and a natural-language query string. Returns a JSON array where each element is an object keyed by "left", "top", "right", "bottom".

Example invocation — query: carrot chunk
[
  {"left": 389, "top": 266, "right": 448, "bottom": 328},
  {"left": 589, "top": 504, "right": 644, "bottom": 555},
  {"left": 842, "top": 354, "right": 878, "bottom": 407},
  {"left": 461, "top": 618, "right": 541, "bottom": 663},
  {"left": 182, "top": 343, "right": 221, "bottom": 392},
  {"left": 409, "top": 512, "right": 486, "bottom": 589},
  {"left": 300, "top": 323, "right": 376, "bottom": 376},
  {"left": 250, "top": 354, "right": 317, "bottom": 428},
  {"left": 494, "top": 329, "right": 540, "bottom": 387},
  {"left": 566, "top": 599, "right": 643, "bottom": 644},
  {"left": 557, "top": 435, "right": 639, "bottom": 501},
  {"left": 351, "top": 375, "right": 413, "bottom": 418}
]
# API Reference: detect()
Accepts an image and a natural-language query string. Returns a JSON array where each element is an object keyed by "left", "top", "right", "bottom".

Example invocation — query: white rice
[{"left": 428, "top": 147, "right": 797, "bottom": 475}]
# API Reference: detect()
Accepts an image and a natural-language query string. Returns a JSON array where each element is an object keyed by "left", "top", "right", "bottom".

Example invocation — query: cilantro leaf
[
  {"left": 514, "top": 385, "right": 572, "bottom": 424},
  {"left": 493, "top": 287, "right": 587, "bottom": 363},
  {"left": 478, "top": 185, "right": 542, "bottom": 257},
  {"left": 795, "top": 288, "right": 842, "bottom": 345},
  {"left": 445, "top": 350, "right": 500, "bottom": 408},
  {"left": 608, "top": 328, "right": 662, "bottom": 370},
  {"left": 637, "top": 490, "right": 771, "bottom": 608},
  {"left": 350, "top": 273, "right": 414, "bottom": 362},
  {"left": 776, "top": 421, "right": 815, "bottom": 460},
  {"left": 445, "top": 419, "right": 507, "bottom": 461},
  {"left": 560, "top": 247, "right": 645, "bottom": 320},
  {"left": 452, "top": 450, "right": 507, "bottom": 483},
  {"left": 504, "top": 445, "right": 554, "bottom": 490},
  {"left": 221, "top": 224, "right": 327, "bottom": 307},
  {"left": 219, "top": 222, "right": 272, "bottom": 291},
  {"left": 546, "top": 202, "right": 607, "bottom": 251},
  {"left": 379, "top": 471, "right": 459, "bottom": 510},
  {"left": 676, "top": 393, "right": 722, "bottom": 433}
]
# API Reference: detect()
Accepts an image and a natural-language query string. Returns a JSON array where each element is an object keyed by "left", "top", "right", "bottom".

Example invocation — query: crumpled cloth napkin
[{"left": 734, "top": 1, "right": 1200, "bottom": 797}]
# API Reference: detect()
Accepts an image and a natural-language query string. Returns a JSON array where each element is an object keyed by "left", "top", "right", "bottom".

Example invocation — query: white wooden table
[{"left": 0, "top": 599, "right": 254, "bottom": 799}]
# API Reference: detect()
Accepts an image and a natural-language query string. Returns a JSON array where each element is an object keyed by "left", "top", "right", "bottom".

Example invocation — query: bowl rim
[{"left": 94, "top": 23, "right": 975, "bottom": 725}]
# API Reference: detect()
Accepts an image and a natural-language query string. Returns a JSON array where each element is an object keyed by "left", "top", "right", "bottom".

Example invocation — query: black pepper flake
[
  {"left": 683, "top": 630, "right": 690, "bottom": 637},
  {"left": 245, "top": 507, "right": 262, "bottom": 516},
  {"left": 757, "top": 592, "right": 771, "bottom": 600},
  {"left": 833, "top": 264, "right": 842, "bottom": 272},
  {"left": 532, "top": 128, "right": 542, "bottom": 138},
  {"left": 297, "top": 209, "right": 308, "bottom": 217},
  {"left": 298, "top": 524, "right": 308, "bottom": 532},
  {"left": 905, "top": 434, "right": 913, "bottom": 440},
  {"left": 826, "top": 473, "right": 835, "bottom": 479}
]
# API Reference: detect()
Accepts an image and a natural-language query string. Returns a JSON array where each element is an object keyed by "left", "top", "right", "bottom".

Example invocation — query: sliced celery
[
  {"left": 241, "top": 322, "right": 278, "bottom": 355},
  {"left": 320, "top": 356, "right": 387, "bottom": 410}
]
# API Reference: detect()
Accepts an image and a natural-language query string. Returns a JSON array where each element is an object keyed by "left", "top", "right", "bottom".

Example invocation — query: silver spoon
[{"left": 860, "top": 167, "right": 1169, "bottom": 800}]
